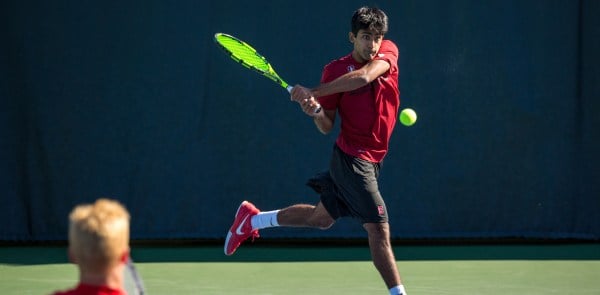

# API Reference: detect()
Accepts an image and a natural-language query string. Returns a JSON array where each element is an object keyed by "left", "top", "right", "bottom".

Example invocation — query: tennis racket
[
  {"left": 124, "top": 257, "right": 146, "bottom": 295},
  {"left": 214, "top": 33, "right": 321, "bottom": 113}
]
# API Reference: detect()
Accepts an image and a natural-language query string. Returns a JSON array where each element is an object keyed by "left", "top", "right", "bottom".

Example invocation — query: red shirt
[
  {"left": 52, "top": 283, "right": 126, "bottom": 295},
  {"left": 318, "top": 40, "right": 400, "bottom": 163}
]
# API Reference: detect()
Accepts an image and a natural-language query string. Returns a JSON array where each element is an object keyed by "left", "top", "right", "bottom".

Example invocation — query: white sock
[
  {"left": 251, "top": 210, "right": 280, "bottom": 230},
  {"left": 389, "top": 285, "right": 406, "bottom": 295}
]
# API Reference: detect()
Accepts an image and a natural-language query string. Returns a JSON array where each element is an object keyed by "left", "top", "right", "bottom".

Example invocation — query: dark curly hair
[{"left": 351, "top": 6, "right": 388, "bottom": 36}]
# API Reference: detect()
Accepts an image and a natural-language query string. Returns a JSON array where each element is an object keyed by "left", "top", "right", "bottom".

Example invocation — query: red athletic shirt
[
  {"left": 318, "top": 40, "right": 400, "bottom": 163},
  {"left": 52, "top": 283, "right": 126, "bottom": 295}
]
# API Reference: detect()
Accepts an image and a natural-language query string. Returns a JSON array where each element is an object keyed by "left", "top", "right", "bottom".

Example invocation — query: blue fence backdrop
[{"left": 2, "top": 0, "right": 599, "bottom": 241}]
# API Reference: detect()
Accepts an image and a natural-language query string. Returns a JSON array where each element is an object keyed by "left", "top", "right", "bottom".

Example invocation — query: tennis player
[
  {"left": 224, "top": 6, "right": 407, "bottom": 295},
  {"left": 53, "top": 198, "right": 131, "bottom": 295}
]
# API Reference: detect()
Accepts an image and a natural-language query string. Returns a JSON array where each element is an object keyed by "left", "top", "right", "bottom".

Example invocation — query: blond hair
[{"left": 69, "top": 198, "right": 130, "bottom": 272}]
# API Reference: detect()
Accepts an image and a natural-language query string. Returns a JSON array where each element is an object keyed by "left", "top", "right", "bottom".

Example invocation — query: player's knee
[
  {"left": 309, "top": 217, "right": 334, "bottom": 230},
  {"left": 319, "top": 219, "right": 335, "bottom": 230},
  {"left": 364, "top": 223, "right": 391, "bottom": 241},
  {"left": 317, "top": 221, "right": 334, "bottom": 230}
]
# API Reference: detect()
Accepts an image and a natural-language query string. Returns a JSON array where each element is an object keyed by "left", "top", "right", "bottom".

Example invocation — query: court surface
[{"left": 1, "top": 243, "right": 598, "bottom": 295}]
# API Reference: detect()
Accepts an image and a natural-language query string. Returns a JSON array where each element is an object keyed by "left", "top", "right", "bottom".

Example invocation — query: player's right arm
[
  {"left": 291, "top": 59, "right": 389, "bottom": 105},
  {"left": 311, "top": 59, "right": 390, "bottom": 97}
]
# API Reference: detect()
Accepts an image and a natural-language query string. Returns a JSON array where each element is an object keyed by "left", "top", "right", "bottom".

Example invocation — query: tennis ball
[{"left": 399, "top": 108, "right": 417, "bottom": 126}]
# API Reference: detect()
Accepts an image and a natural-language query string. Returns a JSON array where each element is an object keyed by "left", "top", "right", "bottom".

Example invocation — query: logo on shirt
[
  {"left": 377, "top": 205, "right": 385, "bottom": 216},
  {"left": 347, "top": 65, "right": 355, "bottom": 72},
  {"left": 378, "top": 53, "right": 385, "bottom": 58}
]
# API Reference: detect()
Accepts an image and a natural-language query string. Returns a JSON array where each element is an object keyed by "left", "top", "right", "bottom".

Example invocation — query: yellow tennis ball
[{"left": 399, "top": 108, "right": 417, "bottom": 126}]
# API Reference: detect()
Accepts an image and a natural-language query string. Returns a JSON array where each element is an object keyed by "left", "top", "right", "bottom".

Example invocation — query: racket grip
[{"left": 287, "top": 85, "right": 322, "bottom": 114}]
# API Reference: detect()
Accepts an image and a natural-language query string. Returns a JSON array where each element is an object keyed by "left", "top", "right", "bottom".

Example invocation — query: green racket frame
[{"left": 214, "top": 33, "right": 291, "bottom": 91}]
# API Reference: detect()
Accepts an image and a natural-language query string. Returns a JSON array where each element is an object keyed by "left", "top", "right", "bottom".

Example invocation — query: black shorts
[{"left": 306, "top": 144, "right": 388, "bottom": 224}]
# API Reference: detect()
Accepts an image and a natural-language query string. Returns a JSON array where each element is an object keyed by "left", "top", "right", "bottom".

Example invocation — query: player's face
[{"left": 350, "top": 29, "right": 384, "bottom": 63}]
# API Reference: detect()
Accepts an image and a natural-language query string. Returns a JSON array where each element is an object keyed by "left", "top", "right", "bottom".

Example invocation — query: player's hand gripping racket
[{"left": 214, "top": 33, "right": 321, "bottom": 113}]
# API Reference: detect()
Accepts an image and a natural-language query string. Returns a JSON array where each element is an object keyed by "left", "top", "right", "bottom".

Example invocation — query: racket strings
[
  {"left": 216, "top": 36, "right": 271, "bottom": 72},
  {"left": 214, "top": 33, "right": 288, "bottom": 88}
]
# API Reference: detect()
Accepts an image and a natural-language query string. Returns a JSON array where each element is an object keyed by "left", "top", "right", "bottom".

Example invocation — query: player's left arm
[{"left": 310, "top": 59, "right": 390, "bottom": 98}]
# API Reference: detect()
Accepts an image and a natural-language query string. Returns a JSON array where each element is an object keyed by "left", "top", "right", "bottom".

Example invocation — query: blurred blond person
[{"left": 52, "top": 198, "right": 130, "bottom": 295}]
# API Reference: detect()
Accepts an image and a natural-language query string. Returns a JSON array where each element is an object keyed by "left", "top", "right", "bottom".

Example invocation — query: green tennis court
[{"left": 2, "top": 243, "right": 598, "bottom": 294}]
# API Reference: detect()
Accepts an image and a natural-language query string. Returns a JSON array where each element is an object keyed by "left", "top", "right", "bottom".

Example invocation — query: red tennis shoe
[{"left": 224, "top": 201, "right": 260, "bottom": 255}]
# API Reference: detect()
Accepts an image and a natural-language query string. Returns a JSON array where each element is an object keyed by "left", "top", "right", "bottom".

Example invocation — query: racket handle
[{"left": 286, "top": 85, "right": 322, "bottom": 114}]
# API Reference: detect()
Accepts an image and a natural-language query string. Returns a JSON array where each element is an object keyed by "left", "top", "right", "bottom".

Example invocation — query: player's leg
[
  {"left": 363, "top": 222, "right": 403, "bottom": 293},
  {"left": 277, "top": 201, "right": 335, "bottom": 229},
  {"left": 225, "top": 149, "right": 341, "bottom": 255},
  {"left": 328, "top": 146, "right": 406, "bottom": 294},
  {"left": 225, "top": 201, "right": 335, "bottom": 255},
  {"left": 248, "top": 167, "right": 340, "bottom": 231}
]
